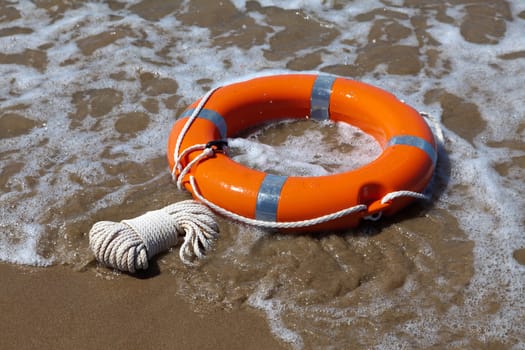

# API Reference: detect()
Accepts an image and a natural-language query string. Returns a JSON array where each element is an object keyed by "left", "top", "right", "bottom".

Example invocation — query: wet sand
[
  {"left": 1, "top": 1, "right": 524, "bottom": 349},
  {"left": 0, "top": 262, "right": 285, "bottom": 350}
]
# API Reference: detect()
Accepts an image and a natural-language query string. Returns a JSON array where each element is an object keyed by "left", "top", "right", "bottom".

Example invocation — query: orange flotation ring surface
[{"left": 167, "top": 74, "right": 437, "bottom": 231}]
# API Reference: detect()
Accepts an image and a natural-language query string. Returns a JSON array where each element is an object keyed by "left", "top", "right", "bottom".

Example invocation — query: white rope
[
  {"left": 174, "top": 145, "right": 213, "bottom": 190},
  {"left": 172, "top": 85, "right": 222, "bottom": 182},
  {"left": 188, "top": 176, "right": 368, "bottom": 229},
  {"left": 381, "top": 190, "right": 429, "bottom": 204},
  {"left": 420, "top": 111, "right": 444, "bottom": 144},
  {"left": 88, "top": 200, "right": 219, "bottom": 272}
]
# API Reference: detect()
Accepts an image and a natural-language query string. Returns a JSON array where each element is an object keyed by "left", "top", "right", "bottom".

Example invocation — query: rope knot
[{"left": 88, "top": 200, "right": 219, "bottom": 273}]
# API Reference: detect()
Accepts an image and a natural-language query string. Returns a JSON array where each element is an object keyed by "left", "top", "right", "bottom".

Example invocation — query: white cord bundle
[{"left": 88, "top": 200, "right": 219, "bottom": 272}]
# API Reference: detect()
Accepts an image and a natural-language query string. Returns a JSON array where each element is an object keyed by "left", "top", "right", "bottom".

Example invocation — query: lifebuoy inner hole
[{"left": 227, "top": 118, "right": 382, "bottom": 177}]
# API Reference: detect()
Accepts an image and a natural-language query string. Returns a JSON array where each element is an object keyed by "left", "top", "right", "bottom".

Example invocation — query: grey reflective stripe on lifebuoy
[
  {"left": 388, "top": 135, "right": 437, "bottom": 165},
  {"left": 255, "top": 174, "right": 288, "bottom": 221},
  {"left": 179, "top": 108, "right": 227, "bottom": 139},
  {"left": 310, "top": 75, "right": 336, "bottom": 121}
]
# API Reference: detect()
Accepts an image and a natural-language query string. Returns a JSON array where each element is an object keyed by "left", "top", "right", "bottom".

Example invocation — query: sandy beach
[
  {"left": 1, "top": 1, "right": 524, "bottom": 349},
  {"left": 0, "top": 262, "right": 285, "bottom": 349}
]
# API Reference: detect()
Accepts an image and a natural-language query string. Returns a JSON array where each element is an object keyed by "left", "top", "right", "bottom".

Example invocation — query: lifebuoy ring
[{"left": 167, "top": 74, "right": 437, "bottom": 231}]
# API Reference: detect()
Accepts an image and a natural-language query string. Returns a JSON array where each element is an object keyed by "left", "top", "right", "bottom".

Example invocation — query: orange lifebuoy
[{"left": 167, "top": 74, "right": 437, "bottom": 231}]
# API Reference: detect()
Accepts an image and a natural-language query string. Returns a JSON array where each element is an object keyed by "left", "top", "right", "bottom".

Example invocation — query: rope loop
[{"left": 381, "top": 190, "right": 429, "bottom": 204}]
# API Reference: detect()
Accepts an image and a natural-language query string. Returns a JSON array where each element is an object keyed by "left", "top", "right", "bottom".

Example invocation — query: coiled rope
[{"left": 89, "top": 200, "right": 218, "bottom": 272}]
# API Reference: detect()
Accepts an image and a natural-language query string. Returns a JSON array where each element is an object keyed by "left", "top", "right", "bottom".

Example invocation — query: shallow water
[
  {"left": 1, "top": 1, "right": 524, "bottom": 349},
  {"left": 229, "top": 119, "right": 382, "bottom": 176}
]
